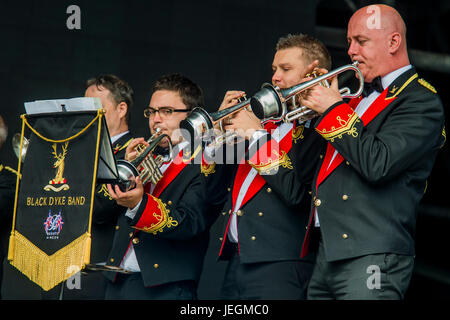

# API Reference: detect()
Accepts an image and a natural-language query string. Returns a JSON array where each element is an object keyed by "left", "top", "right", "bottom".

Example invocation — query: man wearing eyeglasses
[{"left": 104, "top": 73, "right": 219, "bottom": 299}]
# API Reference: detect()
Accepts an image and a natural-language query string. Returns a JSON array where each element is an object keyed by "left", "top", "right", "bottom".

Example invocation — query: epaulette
[{"left": 418, "top": 78, "right": 437, "bottom": 93}]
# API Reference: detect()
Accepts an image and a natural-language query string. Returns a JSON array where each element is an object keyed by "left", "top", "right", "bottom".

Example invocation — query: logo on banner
[
  {"left": 43, "top": 209, "right": 64, "bottom": 240},
  {"left": 44, "top": 142, "right": 70, "bottom": 192}
]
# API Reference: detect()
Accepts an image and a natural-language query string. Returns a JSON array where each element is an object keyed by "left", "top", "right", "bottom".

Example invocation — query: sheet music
[{"left": 24, "top": 97, "right": 102, "bottom": 114}]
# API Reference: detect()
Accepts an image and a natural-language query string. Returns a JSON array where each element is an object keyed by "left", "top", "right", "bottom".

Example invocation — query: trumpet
[
  {"left": 116, "top": 128, "right": 173, "bottom": 191},
  {"left": 251, "top": 61, "right": 364, "bottom": 122},
  {"left": 180, "top": 96, "right": 251, "bottom": 145},
  {"left": 12, "top": 133, "right": 29, "bottom": 162}
]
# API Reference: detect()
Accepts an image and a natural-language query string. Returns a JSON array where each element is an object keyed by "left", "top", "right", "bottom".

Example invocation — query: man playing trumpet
[
  {"left": 203, "top": 34, "right": 331, "bottom": 299},
  {"left": 105, "top": 73, "right": 220, "bottom": 299},
  {"left": 299, "top": 4, "right": 445, "bottom": 299}
]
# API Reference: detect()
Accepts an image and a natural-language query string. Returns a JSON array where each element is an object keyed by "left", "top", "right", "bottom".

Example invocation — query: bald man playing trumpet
[{"left": 298, "top": 4, "right": 445, "bottom": 299}]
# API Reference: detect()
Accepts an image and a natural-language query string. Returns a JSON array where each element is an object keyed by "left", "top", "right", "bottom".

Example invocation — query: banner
[{"left": 8, "top": 110, "right": 104, "bottom": 291}]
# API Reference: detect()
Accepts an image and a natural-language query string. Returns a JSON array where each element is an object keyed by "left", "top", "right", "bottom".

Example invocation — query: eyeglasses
[{"left": 143, "top": 107, "right": 190, "bottom": 119}]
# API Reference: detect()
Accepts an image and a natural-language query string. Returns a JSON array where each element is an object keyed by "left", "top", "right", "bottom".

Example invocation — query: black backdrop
[{"left": 1, "top": 0, "right": 449, "bottom": 300}]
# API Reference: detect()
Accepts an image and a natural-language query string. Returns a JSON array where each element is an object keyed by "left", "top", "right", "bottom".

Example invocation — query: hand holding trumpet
[{"left": 219, "top": 90, "right": 263, "bottom": 140}]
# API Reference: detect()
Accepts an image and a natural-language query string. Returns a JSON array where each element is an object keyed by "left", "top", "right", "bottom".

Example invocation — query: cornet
[
  {"left": 116, "top": 128, "right": 173, "bottom": 191},
  {"left": 12, "top": 133, "right": 29, "bottom": 162},
  {"left": 251, "top": 61, "right": 364, "bottom": 122},
  {"left": 180, "top": 97, "right": 251, "bottom": 145}
]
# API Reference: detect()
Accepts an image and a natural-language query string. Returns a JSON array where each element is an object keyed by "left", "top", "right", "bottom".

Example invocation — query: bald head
[{"left": 347, "top": 4, "right": 410, "bottom": 81}]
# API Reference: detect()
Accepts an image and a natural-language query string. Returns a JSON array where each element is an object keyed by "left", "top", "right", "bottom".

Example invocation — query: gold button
[
  {"left": 167, "top": 200, "right": 173, "bottom": 205},
  {"left": 308, "top": 191, "right": 312, "bottom": 195},
  {"left": 346, "top": 161, "right": 350, "bottom": 166},
  {"left": 305, "top": 226, "right": 308, "bottom": 230},
  {"left": 237, "top": 210, "right": 243, "bottom": 216},
  {"left": 132, "top": 238, "right": 140, "bottom": 245},
  {"left": 319, "top": 154, "right": 323, "bottom": 159},
  {"left": 110, "top": 258, "right": 114, "bottom": 263},
  {"left": 228, "top": 209, "right": 232, "bottom": 214},
  {"left": 258, "top": 212, "right": 263, "bottom": 217},
  {"left": 219, "top": 237, "right": 223, "bottom": 241},
  {"left": 267, "top": 187, "right": 272, "bottom": 193},
  {"left": 314, "top": 199, "right": 321, "bottom": 207},
  {"left": 227, "top": 187, "right": 231, "bottom": 192},
  {"left": 222, "top": 211, "right": 227, "bottom": 216},
  {"left": 153, "top": 264, "right": 159, "bottom": 269},
  {"left": 129, "top": 232, "right": 134, "bottom": 238},
  {"left": 342, "top": 234, "right": 348, "bottom": 239},
  {"left": 251, "top": 236, "right": 256, "bottom": 241},
  {"left": 115, "top": 225, "right": 120, "bottom": 230},
  {"left": 342, "top": 194, "right": 349, "bottom": 201}
]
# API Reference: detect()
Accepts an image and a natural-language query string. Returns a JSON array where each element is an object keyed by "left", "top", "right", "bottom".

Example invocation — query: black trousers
[
  {"left": 220, "top": 244, "right": 314, "bottom": 300},
  {"left": 307, "top": 233, "right": 415, "bottom": 300},
  {"left": 105, "top": 273, "right": 197, "bottom": 300}
]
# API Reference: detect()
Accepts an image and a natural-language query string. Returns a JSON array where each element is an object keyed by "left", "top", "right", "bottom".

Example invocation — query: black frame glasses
[{"left": 143, "top": 106, "right": 190, "bottom": 118}]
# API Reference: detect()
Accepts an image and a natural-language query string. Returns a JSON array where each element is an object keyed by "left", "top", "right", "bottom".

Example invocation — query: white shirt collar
[
  {"left": 381, "top": 65, "right": 413, "bottom": 90},
  {"left": 110, "top": 130, "right": 129, "bottom": 144}
]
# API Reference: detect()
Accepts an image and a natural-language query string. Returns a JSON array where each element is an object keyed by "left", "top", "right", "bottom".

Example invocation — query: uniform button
[
  {"left": 227, "top": 187, "right": 231, "bottom": 192},
  {"left": 342, "top": 194, "right": 349, "bottom": 201},
  {"left": 153, "top": 264, "right": 159, "bottom": 269},
  {"left": 251, "top": 236, "right": 256, "bottom": 241},
  {"left": 115, "top": 225, "right": 120, "bottom": 230},
  {"left": 110, "top": 258, "right": 114, "bottom": 263},
  {"left": 222, "top": 211, "right": 227, "bottom": 216},
  {"left": 167, "top": 200, "right": 173, "bottom": 205},
  {"left": 342, "top": 233, "right": 348, "bottom": 239},
  {"left": 314, "top": 199, "right": 321, "bottom": 207},
  {"left": 258, "top": 212, "right": 263, "bottom": 217},
  {"left": 266, "top": 187, "right": 272, "bottom": 193},
  {"left": 237, "top": 210, "right": 243, "bottom": 216},
  {"left": 132, "top": 238, "right": 140, "bottom": 245},
  {"left": 228, "top": 209, "right": 232, "bottom": 214},
  {"left": 319, "top": 154, "right": 323, "bottom": 159},
  {"left": 346, "top": 161, "right": 350, "bottom": 166},
  {"left": 308, "top": 191, "right": 312, "bottom": 195},
  {"left": 219, "top": 237, "right": 223, "bottom": 241},
  {"left": 129, "top": 232, "right": 133, "bottom": 238},
  {"left": 305, "top": 226, "right": 308, "bottom": 230}
]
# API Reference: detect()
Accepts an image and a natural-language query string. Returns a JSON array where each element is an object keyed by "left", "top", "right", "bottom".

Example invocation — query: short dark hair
[
  {"left": 152, "top": 73, "right": 204, "bottom": 110},
  {"left": 276, "top": 34, "right": 332, "bottom": 70},
  {"left": 86, "top": 74, "right": 134, "bottom": 124}
]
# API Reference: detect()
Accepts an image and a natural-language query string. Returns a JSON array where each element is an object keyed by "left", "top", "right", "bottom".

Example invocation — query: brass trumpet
[
  {"left": 12, "top": 133, "right": 29, "bottom": 162},
  {"left": 251, "top": 61, "right": 364, "bottom": 122},
  {"left": 180, "top": 97, "right": 251, "bottom": 145},
  {"left": 116, "top": 128, "right": 173, "bottom": 191}
]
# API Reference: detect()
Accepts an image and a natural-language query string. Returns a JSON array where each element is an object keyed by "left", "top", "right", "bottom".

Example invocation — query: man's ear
[
  {"left": 388, "top": 32, "right": 402, "bottom": 54},
  {"left": 117, "top": 102, "right": 128, "bottom": 120}
]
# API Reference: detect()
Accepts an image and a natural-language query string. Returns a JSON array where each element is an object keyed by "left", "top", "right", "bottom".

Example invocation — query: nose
[
  {"left": 272, "top": 70, "right": 282, "bottom": 86},
  {"left": 347, "top": 41, "right": 358, "bottom": 59}
]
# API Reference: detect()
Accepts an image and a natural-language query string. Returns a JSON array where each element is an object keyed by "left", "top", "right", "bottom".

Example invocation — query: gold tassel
[
  {"left": 9, "top": 231, "right": 91, "bottom": 291},
  {"left": 7, "top": 232, "right": 15, "bottom": 261}
]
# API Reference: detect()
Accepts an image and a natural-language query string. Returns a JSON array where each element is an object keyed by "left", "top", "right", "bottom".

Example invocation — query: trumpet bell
[
  {"left": 179, "top": 107, "right": 213, "bottom": 142},
  {"left": 250, "top": 83, "right": 285, "bottom": 120},
  {"left": 12, "top": 133, "right": 29, "bottom": 162}
]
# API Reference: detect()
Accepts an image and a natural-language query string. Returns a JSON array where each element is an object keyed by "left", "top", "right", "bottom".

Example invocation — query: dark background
[{"left": 0, "top": 0, "right": 449, "bottom": 300}]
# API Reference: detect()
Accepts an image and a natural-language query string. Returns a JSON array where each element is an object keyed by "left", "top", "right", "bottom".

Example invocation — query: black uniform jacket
[
  {"left": 301, "top": 67, "right": 446, "bottom": 262},
  {"left": 204, "top": 119, "right": 324, "bottom": 264},
  {"left": 105, "top": 144, "right": 219, "bottom": 287}
]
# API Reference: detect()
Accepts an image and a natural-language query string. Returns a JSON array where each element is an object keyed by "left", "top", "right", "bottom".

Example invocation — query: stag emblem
[{"left": 44, "top": 142, "right": 70, "bottom": 192}]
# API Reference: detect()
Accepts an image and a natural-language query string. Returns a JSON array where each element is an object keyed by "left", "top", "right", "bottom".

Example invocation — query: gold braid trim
[
  {"left": 292, "top": 125, "right": 305, "bottom": 143},
  {"left": 317, "top": 112, "right": 360, "bottom": 142},
  {"left": 1, "top": 165, "right": 22, "bottom": 179},
  {"left": 201, "top": 162, "right": 216, "bottom": 176},
  {"left": 8, "top": 231, "right": 91, "bottom": 291},
  {"left": 133, "top": 197, "right": 178, "bottom": 235},
  {"left": 248, "top": 150, "right": 293, "bottom": 175},
  {"left": 97, "top": 184, "right": 112, "bottom": 200}
]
